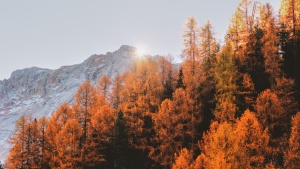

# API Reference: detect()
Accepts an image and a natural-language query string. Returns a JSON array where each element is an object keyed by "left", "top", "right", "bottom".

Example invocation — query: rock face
[{"left": 0, "top": 45, "right": 137, "bottom": 161}]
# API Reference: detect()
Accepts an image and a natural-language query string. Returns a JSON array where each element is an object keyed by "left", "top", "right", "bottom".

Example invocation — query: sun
[
  {"left": 134, "top": 45, "right": 148, "bottom": 60},
  {"left": 136, "top": 47, "right": 146, "bottom": 56}
]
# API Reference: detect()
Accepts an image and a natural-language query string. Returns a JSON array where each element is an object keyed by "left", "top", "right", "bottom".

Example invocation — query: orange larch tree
[
  {"left": 235, "top": 109, "right": 269, "bottom": 168},
  {"left": 152, "top": 88, "right": 195, "bottom": 167},
  {"left": 157, "top": 55, "right": 174, "bottom": 100},
  {"left": 6, "top": 116, "right": 46, "bottom": 169},
  {"left": 199, "top": 121, "right": 238, "bottom": 168},
  {"left": 55, "top": 119, "right": 82, "bottom": 168},
  {"left": 255, "top": 89, "right": 286, "bottom": 136},
  {"left": 285, "top": 112, "right": 300, "bottom": 167},
  {"left": 255, "top": 89, "right": 287, "bottom": 166},
  {"left": 120, "top": 57, "right": 162, "bottom": 151},
  {"left": 227, "top": 2, "right": 246, "bottom": 58},
  {"left": 182, "top": 16, "right": 201, "bottom": 75},
  {"left": 260, "top": 3, "right": 282, "bottom": 88},
  {"left": 151, "top": 99, "right": 174, "bottom": 166},
  {"left": 172, "top": 148, "right": 194, "bottom": 169},
  {"left": 45, "top": 103, "right": 74, "bottom": 168},
  {"left": 182, "top": 17, "right": 209, "bottom": 148},
  {"left": 238, "top": 73, "right": 256, "bottom": 112},
  {"left": 199, "top": 20, "right": 219, "bottom": 59},
  {"left": 193, "top": 154, "right": 206, "bottom": 169},
  {"left": 110, "top": 72, "right": 125, "bottom": 109},
  {"left": 87, "top": 105, "right": 116, "bottom": 167},
  {"left": 181, "top": 17, "right": 202, "bottom": 106},
  {"left": 28, "top": 118, "right": 40, "bottom": 168},
  {"left": 198, "top": 21, "right": 219, "bottom": 133},
  {"left": 37, "top": 116, "right": 48, "bottom": 168},
  {"left": 197, "top": 110, "right": 269, "bottom": 169},
  {"left": 98, "top": 75, "right": 112, "bottom": 102},
  {"left": 73, "top": 80, "right": 103, "bottom": 167},
  {"left": 5, "top": 116, "right": 27, "bottom": 169}
]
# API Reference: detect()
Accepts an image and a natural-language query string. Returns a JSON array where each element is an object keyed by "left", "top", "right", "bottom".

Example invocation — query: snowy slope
[{"left": 0, "top": 45, "right": 138, "bottom": 161}]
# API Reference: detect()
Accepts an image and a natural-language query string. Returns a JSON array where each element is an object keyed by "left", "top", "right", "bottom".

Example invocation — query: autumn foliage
[{"left": 4, "top": 0, "right": 300, "bottom": 168}]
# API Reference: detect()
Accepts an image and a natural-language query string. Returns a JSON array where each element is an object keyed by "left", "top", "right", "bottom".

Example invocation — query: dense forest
[{"left": 3, "top": 0, "right": 300, "bottom": 168}]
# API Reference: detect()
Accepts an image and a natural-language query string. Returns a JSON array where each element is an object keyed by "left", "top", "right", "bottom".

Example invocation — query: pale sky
[{"left": 0, "top": 0, "right": 280, "bottom": 80}]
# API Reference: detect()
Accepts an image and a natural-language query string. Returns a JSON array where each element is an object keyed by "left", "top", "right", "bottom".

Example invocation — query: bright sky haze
[{"left": 0, "top": 0, "right": 280, "bottom": 80}]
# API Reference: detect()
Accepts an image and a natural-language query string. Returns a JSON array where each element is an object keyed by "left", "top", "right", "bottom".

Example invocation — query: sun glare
[
  {"left": 136, "top": 48, "right": 146, "bottom": 56},
  {"left": 134, "top": 45, "right": 148, "bottom": 60}
]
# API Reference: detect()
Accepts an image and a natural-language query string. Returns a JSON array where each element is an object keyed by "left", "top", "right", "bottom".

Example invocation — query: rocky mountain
[{"left": 0, "top": 45, "right": 139, "bottom": 161}]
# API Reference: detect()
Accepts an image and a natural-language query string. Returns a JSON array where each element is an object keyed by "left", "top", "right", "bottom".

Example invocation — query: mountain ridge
[{"left": 0, "top": 45, "right": 138, "bottom": 161}]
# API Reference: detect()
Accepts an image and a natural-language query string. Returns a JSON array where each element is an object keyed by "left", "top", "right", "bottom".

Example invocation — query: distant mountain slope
[{"left": 0, "top": 45, "right": 138, "bottom": 161}]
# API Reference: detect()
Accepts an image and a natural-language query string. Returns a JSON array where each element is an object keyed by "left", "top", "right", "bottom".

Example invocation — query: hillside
[{"left": 0, "top": 45, "right": 136, "bottom": 160}]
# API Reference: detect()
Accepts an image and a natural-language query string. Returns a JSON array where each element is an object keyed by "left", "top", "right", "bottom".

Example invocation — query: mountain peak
[{"left": 118, "top": 45, "right": 136, "bottom": 52}]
